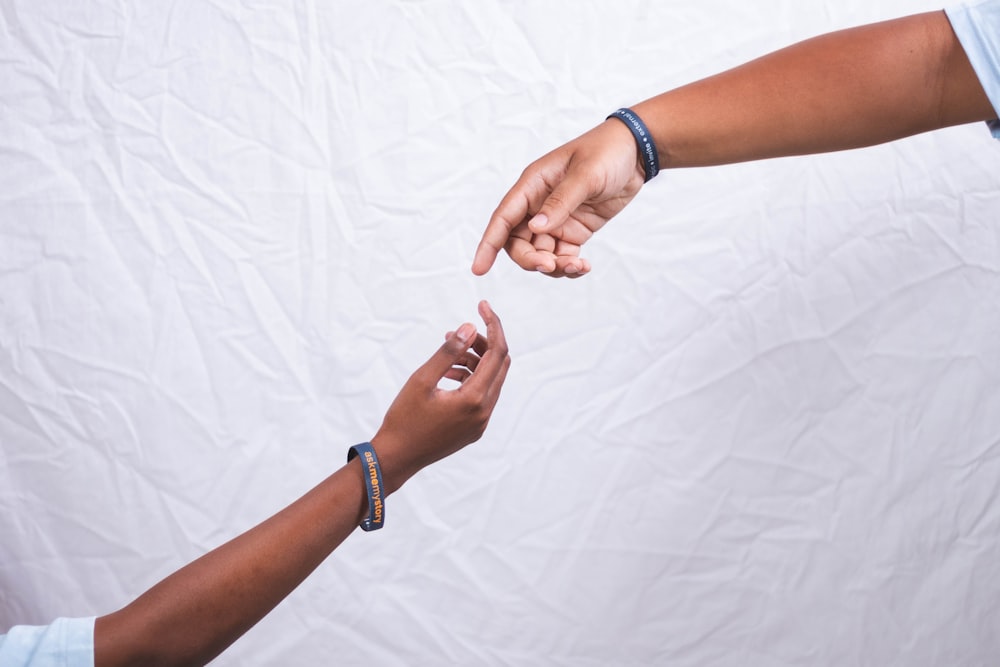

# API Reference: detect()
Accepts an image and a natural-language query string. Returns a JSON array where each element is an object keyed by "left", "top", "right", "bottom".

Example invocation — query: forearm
[
  {"left": 94, "top": 460, "right": 368, "bottom": 667},
  {"left": 634, "top": 11, "right": 995, "bottom": 168},
  {"left": 91, "top": 306, "right": 507, "bottom": 667}
]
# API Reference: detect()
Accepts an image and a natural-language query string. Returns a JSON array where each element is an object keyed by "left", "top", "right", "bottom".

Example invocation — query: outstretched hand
[
  {"left": 372, "top": 300, "right": 510, "bottom": 492},
  {"left": 472, "top": 119, "right": 646, "bottom": 278},
  {"left": 93, "top": 302, "right": 509, "bottom": 667}
]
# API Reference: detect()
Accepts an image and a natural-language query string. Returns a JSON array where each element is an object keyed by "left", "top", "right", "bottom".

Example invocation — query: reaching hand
[
  {"left": 472, "top": 119, "right": 646, "bottom": 278},
  {"left": 371, "top": 300, "right": 510, "bottom": 492},
  {"left": 92, "top": 302, "right": 509, "bottom": 667}
]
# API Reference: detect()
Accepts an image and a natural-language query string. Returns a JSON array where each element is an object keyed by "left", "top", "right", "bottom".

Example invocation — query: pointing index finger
[{"left": 473, "top": 191, "right": 530, "bottom": 275}]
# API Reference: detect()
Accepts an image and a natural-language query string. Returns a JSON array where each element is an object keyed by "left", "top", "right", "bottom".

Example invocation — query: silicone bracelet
[
  {"left": 347, "top": 442, "right": 385, "bottom": 531},
  {"left": 607, "top": 108, "right": 660, "bottom": 182}
]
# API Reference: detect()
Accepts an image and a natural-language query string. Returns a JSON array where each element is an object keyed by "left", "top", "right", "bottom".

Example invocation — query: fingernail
[
  {"left": 536, "top": 265, "right": 551, "bottom": 273},
  {"left": 528, "top": 214, "right": 548, "bottom": 232},
  {"left": 565, "top": 264, "right": 578, "bottom": 274},
  {"left": 456, "top": 323, "right": 474, "bottom": 342}
]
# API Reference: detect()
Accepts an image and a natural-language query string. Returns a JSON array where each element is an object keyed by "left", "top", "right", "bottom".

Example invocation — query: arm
[
  {"left": 93, "top": 301, "right": 510, "bottom": 667},
  {"left": 639, "top": 10, "right": 993, "bottom": 166},
  {"left": 472, "top": 10, "right": 996, "bottom": 278}
]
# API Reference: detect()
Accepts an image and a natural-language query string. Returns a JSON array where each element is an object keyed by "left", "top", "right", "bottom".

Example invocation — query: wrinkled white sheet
[{"left": 2, "top": 1, "right": 1000, "bottom": 665}]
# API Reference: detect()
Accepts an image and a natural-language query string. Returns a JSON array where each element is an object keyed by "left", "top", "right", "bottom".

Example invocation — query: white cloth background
[{"left": 2, "top": 1, "right": 999, "bottom": 665}]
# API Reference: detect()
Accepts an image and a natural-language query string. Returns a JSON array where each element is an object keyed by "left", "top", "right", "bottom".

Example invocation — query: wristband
[
  {"left": 607, "top": 108, "right": 660, "bottom": 182},
  {"left": 347, "top": 442, "right": 385, "bottom": 531}
]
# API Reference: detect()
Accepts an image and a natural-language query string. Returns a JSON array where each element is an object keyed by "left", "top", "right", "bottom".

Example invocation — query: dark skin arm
[
  {"left": 472, "top": 10, "right": 996, "bottom": 278},
  {"left": 93, "top": 300, "right": 510, "bottom": 667}
]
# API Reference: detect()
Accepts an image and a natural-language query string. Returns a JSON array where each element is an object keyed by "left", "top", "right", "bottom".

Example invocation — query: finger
[
  {"left": 483, "top": 353, "right": 512, "bottom": 410},
  {"left": 473, "top": 174, "right": 545, "bottom": 275},
  {"left": 462, "top": 301, "right": 509, "bottom": 394},
  {"left": 506, "top": 236, "right": 557, "bottom": 273},
  {"left": 444, "top": 331, "right": 486, "bottom": 371},
  {"left": 553, "top": 239, "right": 581, "bottom": 257},
  {"left": 552, "top": 240, "right": 584, "bottom": 276},
  {"left": 443, "top": 367, "right": 472, "bottom": 383},
  {"left": 437, "top": 337, "right": 480, "bottom": 379},
  {"left": 527, "top": 172, "right": 594, "bottom": 236},
  {"left": 416, "top": 322, "right": 477, "bottom": 383},
  {"left": 470, "top": 331, "right": 488, "bottom": 357},
  {"left": 532, "top": 233, "right": 556, "bottom": 253},
  {"left": 456, "top": 349, "right": 481, "bottom": 372},
  {"left": 554, "top": 254, "right": 591, "bottom": 278}
]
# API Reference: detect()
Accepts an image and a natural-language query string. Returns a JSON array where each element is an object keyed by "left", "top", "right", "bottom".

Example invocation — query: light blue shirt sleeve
[
  {"left": 946, "top": 0, "right": 1000, "bottom": 138},
  {"left": 0, "top": 618, "right": 95, "bottom": 667}
]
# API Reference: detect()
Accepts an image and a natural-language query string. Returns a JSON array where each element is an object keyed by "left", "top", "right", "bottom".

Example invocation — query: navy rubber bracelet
[
  {"left": 347, "top": 442, "right": 385, "bottom": 531},
  {"left": 607, "top": 108, "right": 660, "bottom": 182}
]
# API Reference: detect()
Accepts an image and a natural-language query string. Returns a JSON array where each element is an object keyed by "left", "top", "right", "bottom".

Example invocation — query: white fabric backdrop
[{"left": 3, "top": 1, "right": 1000, "bottom": 664}]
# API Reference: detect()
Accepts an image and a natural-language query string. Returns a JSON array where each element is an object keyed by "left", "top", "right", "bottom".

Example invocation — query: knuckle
[
  {"left": 460, "top": 395, "right": 490, "bottom": 420},
  {"left": 543, "top": 191, "right": 569, "bottom": 211},
  {"left": 458, "top": 393, "right": 480, "bottom": 412}
]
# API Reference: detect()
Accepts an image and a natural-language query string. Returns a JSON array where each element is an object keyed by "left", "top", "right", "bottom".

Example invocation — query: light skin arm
[
  {"left": 472, "top": 10, "right": 996, "bottom": 278},
  {"left": 93, "top": 300, "right": 510, "bottom": 667}
]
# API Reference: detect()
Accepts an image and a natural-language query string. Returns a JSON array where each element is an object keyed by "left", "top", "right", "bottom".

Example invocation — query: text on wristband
[{"left": 363, "top": 450, "right": 383, "bottom": 525}]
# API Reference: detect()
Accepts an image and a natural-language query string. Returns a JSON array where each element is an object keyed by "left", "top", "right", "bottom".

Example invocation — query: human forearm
[
  {"left": 633, "top": 11, "right": 995, "bottom": 168},
  {"left": 474, "top": 10, "right": 997, "bottom": 277},
  {"left": 93, "top": 303, "right": 509, "bottom": 667},
  {"left": 94, "top": 461, "right": 368, "bottom": 666}
]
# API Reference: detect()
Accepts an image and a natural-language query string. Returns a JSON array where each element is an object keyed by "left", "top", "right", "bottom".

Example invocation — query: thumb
[
  {"left": 528, "top": 172, "right": 593, "bottom": 235},
  {"left": 416, "top": 322, "right": 476, "bottom": 383}
]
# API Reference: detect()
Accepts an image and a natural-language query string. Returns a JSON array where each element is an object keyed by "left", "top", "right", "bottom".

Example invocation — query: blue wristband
[
  {"left": 607, "top": 108, "right": 660, "bottom": 182},
  {"left": 347, "top": 442, "right": 385, "bottom": 531}
]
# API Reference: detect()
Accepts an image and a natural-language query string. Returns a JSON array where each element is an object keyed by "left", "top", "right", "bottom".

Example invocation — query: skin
[
  {"left": 472, "top": 10, "right": 997, "bottom": 279},
  {"left": 93, "top": 300, "right": 510, "bottom": 667}
]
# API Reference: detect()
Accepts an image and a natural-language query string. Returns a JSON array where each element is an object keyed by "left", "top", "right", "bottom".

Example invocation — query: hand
[
  {"left": 472, "top": 119, "right": 645, "bottom": 278},
  {"left": 371, "top": 300, "right": 510, "bottom": 492}
]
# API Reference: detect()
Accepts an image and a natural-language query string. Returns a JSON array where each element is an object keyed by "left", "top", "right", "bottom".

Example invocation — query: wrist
[
  {"left": 347, "top": 442, "right": 385, "bottom": 531},
  {"left": 606, "top": 108, "right": 660, "bottom": 181},
  {"left": 630, "top": 101, "right": 673, "bottom": 170},
  {"left": 369, "top": 433, "right": 419, "bottom": 496},
  {"left": 601, "top": 118, "right": 646, "bottom": 182}
]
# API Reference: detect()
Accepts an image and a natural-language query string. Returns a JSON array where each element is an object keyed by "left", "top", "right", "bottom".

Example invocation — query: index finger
[
  {"left": 460, "top": 300, "right": 509, "bottom": 394},
  {"left": 474, "top": 161, "right": 557, "bottom": 276},
  {"left": 472, "top": 189, "right": 530, "bottom": 276}
]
